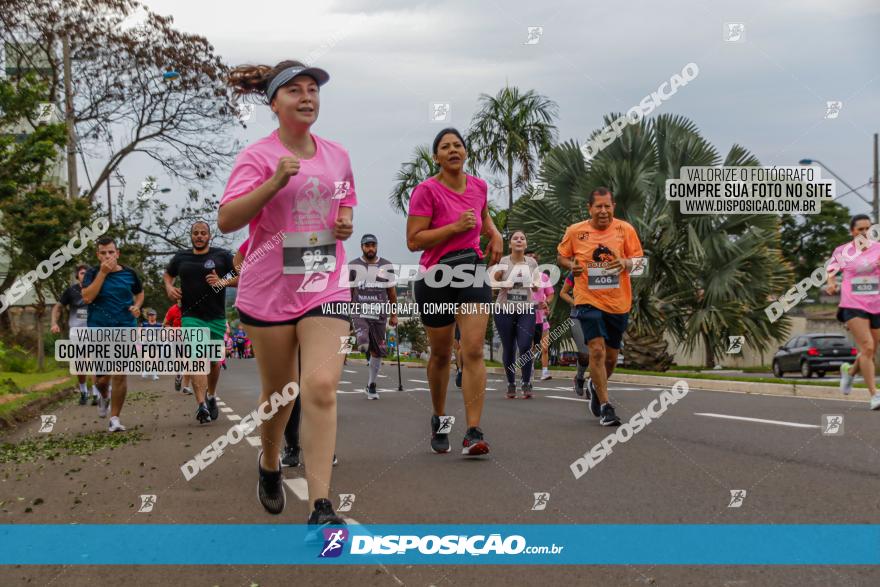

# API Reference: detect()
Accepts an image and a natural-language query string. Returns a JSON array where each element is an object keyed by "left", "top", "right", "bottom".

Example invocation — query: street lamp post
[{"left": 798, "top": 158, "right": 876, "bottom": 223}]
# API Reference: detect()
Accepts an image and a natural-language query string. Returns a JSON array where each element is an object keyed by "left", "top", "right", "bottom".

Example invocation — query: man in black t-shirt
[
  {"left": 51, "top": 264, "right": 95, "bottom": 405},
  {"left": 164, "top": 221, "right": 237, "bottom": 424}
]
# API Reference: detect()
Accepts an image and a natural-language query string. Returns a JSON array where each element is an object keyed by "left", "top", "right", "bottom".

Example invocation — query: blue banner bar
[{"left": 1, "top": 525, "right": 878, "bottom": 565}]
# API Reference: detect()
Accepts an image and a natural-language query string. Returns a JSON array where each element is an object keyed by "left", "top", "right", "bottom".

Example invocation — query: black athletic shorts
[
  {"left": 837, "top": 307, "right": 880, "bottom": 329},
  {"left": 414, "top": 248, "right": 493, "bottom": 329}
]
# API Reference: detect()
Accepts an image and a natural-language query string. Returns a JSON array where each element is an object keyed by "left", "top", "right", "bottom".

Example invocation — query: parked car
[
  {"left": 772, "top": 333, "right": 856, "bottom": 378},
  {"left": 558, "top": 351, "right": 579, "bottom": 366}
]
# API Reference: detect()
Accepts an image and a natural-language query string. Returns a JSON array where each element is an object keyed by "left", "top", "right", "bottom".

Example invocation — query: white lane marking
[
  {"left": 694, "top": 412, "right": 820, "bottom": 429},
  {"left": 410, "top": 379, "right": 429, "bottom": 383},
  {"left": 226, "top": 414, "right": 242, "bottom": 421},
  {"left": 338, "top": 381, "right": 351, "bottom": 384},
  {"left": 377, "top": 374, "right": 388, "bottom": 378},
  {"left": 220, "top": 407, "right": 234, "bottom": 413},
  {"left": 216, "top": 401, "right": 226, "bottom": 406},
  {"left": 246, "top": 437, "right": 261, "bottom": 447},
  {"left": 547, "top": 395, "right": 586, "bottom": 402},
  {"left": 284, "top": 478, "right": 309, "bottom": 501},
  {"left": 343, "top": 369, "right": 357, "bottom": 374}
]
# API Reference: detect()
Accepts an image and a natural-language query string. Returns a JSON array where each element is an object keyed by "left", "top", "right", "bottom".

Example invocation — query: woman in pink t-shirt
[
  {"left": 219, "top": 60, "right": 353, "bottom": 526},
  {"left": 406, "top": 127, "right": 503, "bottom": 457},
  {"left": 826, "top": 214, "right": 880, "bottom": 409}
]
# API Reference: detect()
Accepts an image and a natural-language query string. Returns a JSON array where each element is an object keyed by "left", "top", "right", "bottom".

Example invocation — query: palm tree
[
  {"left": 467, "top": 87, "right": 558, "bottom": 220},
  {"left": 388, "top": 145, "right": 438, "bottom": 214},
  {"left": 510, "top": 114, "right": 793, "bottom": 370}
]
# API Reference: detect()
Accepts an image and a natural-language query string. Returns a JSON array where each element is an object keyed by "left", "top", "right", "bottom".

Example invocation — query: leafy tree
[
  {"left": 779, "top": 200, "right": 851, "bottom": 284},
  {"left": 397, "top": 317, "right": 428, "bottom": 354}
]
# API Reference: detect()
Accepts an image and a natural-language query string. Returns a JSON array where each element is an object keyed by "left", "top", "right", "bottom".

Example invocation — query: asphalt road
[{"left": 1, "top": 358, "right": 879, "bottom": 586}]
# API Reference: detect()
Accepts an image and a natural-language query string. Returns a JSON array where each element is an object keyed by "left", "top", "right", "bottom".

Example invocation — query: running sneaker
[
  {"left": 839, "top": 363, "right": 854, "bottom": 395},
  {"left": 257, "top": 452, "right": 285, "bottom": 515},
  {"left": 281, "top": 446, "right": 300, "bottom": 468},
  {"left": 91, "top": 394, "right": 99, "bottom": 406},
  {"left": 181, "top": 386, "right": 194, "bottom": 395},
  {"left": 196, "top": 403, "right": 211, "bottom": 424},
  {"left": 365, "top": 383, "right": 379, "bottom": 400},
  {"left": 871, "top": 393, "right": 880, "bottom": 411},
  {"left": 108, "top": 416, "right": 126, "bottom": 432},
  {"left": 430, "top": 415, "right": 451, "bottom": 454},
  {"left": 333, "top": 454, "right": 338, "bottom": 466},
  {"left": 541, "top": 368, "right": 552, "bottom": 381},
  {"left": 461, "top": 427, "right": 490, "bottom": 456},
  {"left": 587, "top": 378, "right": 600, "bottom": 417},
  {"left": 521, "top": 382, "right": 533, "bottom": 399},
  {"left": 174, "top": 375, "right": 182, "bottom": 391},
  {"left": 206, "top": 395, "right": 219, "bottom": 420},
  {"left": 599, "top": 403, "right": 621, "bottom": 426},
  {"left": 79, "top": 390, "right": 88, "bottom": 405},
  {"left": 98, "top": 395, "right": 110, "bottom": 418},
  {"left": 506, "top": 383, "right": 517, "bottom": 399},
  {"left": 455, "top": 369, "right": 463, "bottom": 388},
  {"left": 573, "top": 377, "right": 585, "bottom": 397},
  {"left": 151, "top": 374, "right": 159, "bottom": 381}
]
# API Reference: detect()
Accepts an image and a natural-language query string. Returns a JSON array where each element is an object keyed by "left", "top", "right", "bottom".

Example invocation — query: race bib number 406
[{"left": 587, "top": 267, "right": 620, "bottom": 290}]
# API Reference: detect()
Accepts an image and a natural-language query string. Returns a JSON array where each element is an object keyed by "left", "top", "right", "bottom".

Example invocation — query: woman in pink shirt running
[{"left": 220, "top": 60, "right": 354, "bottom": 528}]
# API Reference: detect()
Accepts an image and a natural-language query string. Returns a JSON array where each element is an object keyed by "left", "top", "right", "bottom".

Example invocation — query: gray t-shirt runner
[
  {"left": 59, "top": 283, "right": 88, "bottom": 329},
  {"left": 349, "top": 256, "right": 394, "bottom": 321},
  {"left": 495, "top": 254, "right": 538, "bottom": 305}
]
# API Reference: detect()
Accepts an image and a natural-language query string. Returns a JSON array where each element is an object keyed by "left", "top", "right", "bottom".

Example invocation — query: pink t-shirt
[
  {"left": 532, "top": 273, "right": 554, "bottom": 330},
  {"left": 407, "top": 175, "right": 487, "bottom": 269},
  {"left": 832, "top": 240, "right": 880, "bottom": 314},
  {"left": 220, "top": 132, "right": 357, "bottom": 321}
]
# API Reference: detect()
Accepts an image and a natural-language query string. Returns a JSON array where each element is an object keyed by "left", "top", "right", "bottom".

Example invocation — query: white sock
[
  {"left": 368, "top": 356, "right": 381, "bottom": 385},
  {"left": 207, "top": 393, "right": 214, "bottom": 400},
  {"left": 79, "top": 383, "right": 87, "bottom": 393},
  {"left": 92, "top": 385, "right": 100, "bottom": 396}
]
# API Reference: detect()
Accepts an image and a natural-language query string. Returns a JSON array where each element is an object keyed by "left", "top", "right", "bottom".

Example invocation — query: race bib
[
  {"left": 283, "top": 230, "right": 336, "bottom": 275},
  {"left": 851, "top": 276, "right": 879, "bottom": 295},
  {"left": 75, "top": 307, "right": 88, "bottom": 320},
  {"left": 587, "top": 267, "right": 620, "bottom": 289},
  {"left": 507, "top": 287, "right": 531, "bottom": 304}
]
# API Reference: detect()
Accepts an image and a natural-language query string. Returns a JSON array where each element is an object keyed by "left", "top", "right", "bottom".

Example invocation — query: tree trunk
[
  {"left": 622, "top": 330, "right": 673, "bottom": 371},
  {"left": 35, "top": 305, "right": 46, "bottom": 370},
  {"left": 507, "top": 154, "right": 514, "bottom": 228},
  {"left": 703, "top": 332, "right": 715, "bottom": 369}
]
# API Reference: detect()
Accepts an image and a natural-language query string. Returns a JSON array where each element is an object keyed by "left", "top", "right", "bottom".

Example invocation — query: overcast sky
[{"left": 119, "top": 0, "right": 879, "bottom": 263}]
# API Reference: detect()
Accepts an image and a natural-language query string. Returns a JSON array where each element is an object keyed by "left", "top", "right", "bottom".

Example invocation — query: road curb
[{"left": 0, "top": 376, "right": 76, "bottom": 431}]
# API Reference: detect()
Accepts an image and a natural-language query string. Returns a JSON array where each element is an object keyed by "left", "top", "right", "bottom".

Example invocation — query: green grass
[{"left": 0, "top": 370, "right": 76, "bottom": 425}]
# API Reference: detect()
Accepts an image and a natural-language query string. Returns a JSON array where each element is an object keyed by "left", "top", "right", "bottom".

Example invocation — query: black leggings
[
  {"left": 284, "top": 393, "right": 302, "bottom": 450},
  {"left": 494, "top": 310, "right": 537, "bottom": 385}
]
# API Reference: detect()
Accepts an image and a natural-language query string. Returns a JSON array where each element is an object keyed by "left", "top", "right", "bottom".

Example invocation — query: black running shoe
[
  {"left": 206, "top": 396, "right": 219, "bottom": 421},
  {"left": 599, "top": 403, "right": 621, "bottom": 427},
  {"left": 174, "top": 374, "right": 182, "bottom": 391},
  {"left": 430, "top": 415, "right": 451, "bottom": 454},
  {"left": 521, "top": 382, "right": 533, "bottom": 399},
  {"left": 281, "top": 446, "right": 300, "bottom": 468},
  {"left": 574, "top": 377, "right": 585, "bottom": 397},
  {"left": 306, "top": 498, "right": 346, "bottom": 543},
  {"left": 587, "top": 378, "right": 601, "bottom": 417},
  {"left": 196, "top": 403, "right": 211, "bottom": 424},
  {"left": 506, "top": 383, "right": 517, "bottom": 399},
  {"left": 257, "top": 452, "right": 285, "bottom": 515},
  {"left": 90, "top": 394, "right": 99, "bottom": 406},
  {"left": 455, "top": 369, "right": 462, "bottom": 388},
  {"left": 79, "top": 391, "right": 88, "bottom": 405},
  {"left": 462, "top": 427, "right": 490, "bottom": 456},
  {"left": 365, "top": 383, "right": 379, "bottom": 400}
]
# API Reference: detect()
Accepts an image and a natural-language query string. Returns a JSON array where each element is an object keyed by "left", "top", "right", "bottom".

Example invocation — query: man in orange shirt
[{"left": 557, "top": 187, "right": 643, "bottom": 426}]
